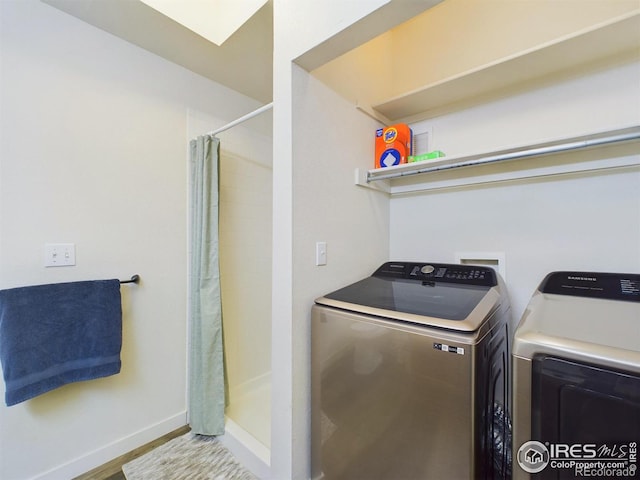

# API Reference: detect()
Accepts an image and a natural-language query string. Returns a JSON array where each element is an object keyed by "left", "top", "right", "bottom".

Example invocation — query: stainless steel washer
[
  {"left": 311, "top": 261, "right": 512, "bottom": 480},
  {"left": 512, "top": 271, "right": 640, "bottom": 479}
]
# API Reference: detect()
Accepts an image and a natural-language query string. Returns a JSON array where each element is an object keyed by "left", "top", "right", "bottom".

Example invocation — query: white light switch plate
[
  {"left": 44, "top": 243, "right": 76, "bottom": 267},
  {"left": 316, "top": 242, "right": 327, "bottom": 266}
]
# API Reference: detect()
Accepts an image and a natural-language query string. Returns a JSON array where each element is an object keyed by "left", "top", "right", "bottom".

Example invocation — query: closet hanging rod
[
  {"left": 120, "top": 275, "right": 140, "bottom": 284},
  {"left": 208, "top": 102, "right": 273, "bottom": 137},
  {"left": 367, "top": 125, "right": 640, "bottom": 183}
]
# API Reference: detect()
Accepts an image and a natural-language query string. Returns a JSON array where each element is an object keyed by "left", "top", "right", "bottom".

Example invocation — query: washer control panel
[{"left": 374, "top": 262, "right": 497, "bottom": 286}]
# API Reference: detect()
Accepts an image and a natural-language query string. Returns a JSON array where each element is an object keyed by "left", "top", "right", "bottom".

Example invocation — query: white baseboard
[
  {"left": 31, "top": 410, "right": 270, "bottom": 479},
  {"left": 32, "top": 411, "right": 188, "bottom": 480},
  {"left": 220, "top": 416, "right": 271, "bottom": 479}
]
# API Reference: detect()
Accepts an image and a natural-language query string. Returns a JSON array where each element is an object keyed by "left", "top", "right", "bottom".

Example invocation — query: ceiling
[
  {"left": 41, "top": 0, "right": 444, "bottom": 107},
  {"left": 43, "top": 0, "right": 274, "bottom": 103},
  {"left": 139, "top": 0, "right": 268, "bottom": 47}
]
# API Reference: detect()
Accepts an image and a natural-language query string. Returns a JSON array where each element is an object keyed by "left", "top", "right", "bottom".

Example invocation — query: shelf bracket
[{"left": 354, "top": 168, "right": 390, "bottom": 194}]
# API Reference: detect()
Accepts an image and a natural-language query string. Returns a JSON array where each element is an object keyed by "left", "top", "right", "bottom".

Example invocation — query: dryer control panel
[
  {"left": 373, "top": 262, "right": 498, "bottom": 287},
  {"left": 540, "top": 271, "right": 640, "bottom": 302}
]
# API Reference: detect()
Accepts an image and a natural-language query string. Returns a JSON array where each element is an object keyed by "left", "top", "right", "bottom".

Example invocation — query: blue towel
[{"left": 0, "top": 279, "right": 122, "bottom": 406}]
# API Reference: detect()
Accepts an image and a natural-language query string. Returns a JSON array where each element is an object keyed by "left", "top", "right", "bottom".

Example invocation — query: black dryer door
[{"left": 532, "top": 355, "right": 640, "bottom": 479}]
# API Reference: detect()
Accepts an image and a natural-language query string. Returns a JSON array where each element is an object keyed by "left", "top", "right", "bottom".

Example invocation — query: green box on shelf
[{"left": 408, "top": 150, "right": 446, "bottom": 163}]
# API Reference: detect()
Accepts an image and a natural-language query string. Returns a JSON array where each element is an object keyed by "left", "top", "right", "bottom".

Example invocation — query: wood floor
[
  {"left": 73, "top": 425, "right": 191, "bottom": 480},
  {"left": 104, "top": 472, "right": 126, "bottom": 480}
]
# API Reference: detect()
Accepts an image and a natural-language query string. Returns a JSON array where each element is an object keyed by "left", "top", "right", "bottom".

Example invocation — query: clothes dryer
[
  {"left": 311, "top": 261, "right": 512, "bottom": 480},
  {"left": 512, "top": 271, "right": 640, "bottom": 479}
]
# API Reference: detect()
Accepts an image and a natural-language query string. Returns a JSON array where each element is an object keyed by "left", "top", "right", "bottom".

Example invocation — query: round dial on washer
[{"left": 421, "top": 265, "right": 435, "bottom": 274}]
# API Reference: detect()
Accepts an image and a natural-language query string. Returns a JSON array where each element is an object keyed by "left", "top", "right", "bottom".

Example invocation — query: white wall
[
  {"left": 0, "top": 2, "right": 263, "bottom": 479},
  {"left": 272, "top": 1, "right": 407, "bottom": 477},
  {"left": 390, "top": 60, "right": 640, "bottom": 328},
  {"left": 291, "top": 65, "right": 390, "bottom": 479},
  {"left": 219, "top": 147, "right": 273, "bottom": 391},
  {"left": 275, "top": 0, "right": 389, "bottom": 62}
]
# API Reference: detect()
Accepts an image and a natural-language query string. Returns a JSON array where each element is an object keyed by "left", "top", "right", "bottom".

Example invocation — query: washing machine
[
  {"left": 512, "top": 271, "right": 640, "bottom": 479},
  {"left": 310, "top": 261, "right": 512, "bottom": 480}
]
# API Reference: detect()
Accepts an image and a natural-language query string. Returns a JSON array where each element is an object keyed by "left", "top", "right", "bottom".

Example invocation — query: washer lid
[
  {"left": 514, "top": 271, "right": 640, "bottom": 372},
  {"left": 314, "top": 262, "right": 501, "bottom": 332}
]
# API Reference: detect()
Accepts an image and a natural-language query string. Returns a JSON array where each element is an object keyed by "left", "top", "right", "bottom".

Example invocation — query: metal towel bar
[{"left": 119, "top": 275, "right": 140, "bottom": 284}]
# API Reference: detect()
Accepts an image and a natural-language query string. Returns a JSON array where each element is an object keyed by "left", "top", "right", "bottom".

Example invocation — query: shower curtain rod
[{"left": 208, "top": 102, "right": 273, "bottom": 137}]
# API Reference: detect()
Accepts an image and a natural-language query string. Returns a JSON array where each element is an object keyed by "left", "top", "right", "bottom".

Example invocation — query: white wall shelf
[
  {"left": 356, "top": 126, "right": 640, "bottom": 194},
  {"left": 372, "top": 11, "right": 640, "bottom": 122}
]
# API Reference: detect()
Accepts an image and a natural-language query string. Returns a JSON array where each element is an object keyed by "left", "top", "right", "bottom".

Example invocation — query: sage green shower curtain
[{"left": 188, "top": 135, "right": 226, "bottom": 435}]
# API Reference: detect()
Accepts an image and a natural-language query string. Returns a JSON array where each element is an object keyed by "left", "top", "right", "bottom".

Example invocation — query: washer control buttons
[
  {"left": 444, "top": 269, "right": 486, "bottom": 280},
  {"left": 402, "top": 264, "right": 491, "bottom": 283}
]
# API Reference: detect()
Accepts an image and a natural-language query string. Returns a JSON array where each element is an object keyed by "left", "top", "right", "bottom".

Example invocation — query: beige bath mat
[{"left": 123, "top": 432, "right": 257, "bottom": 480}]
